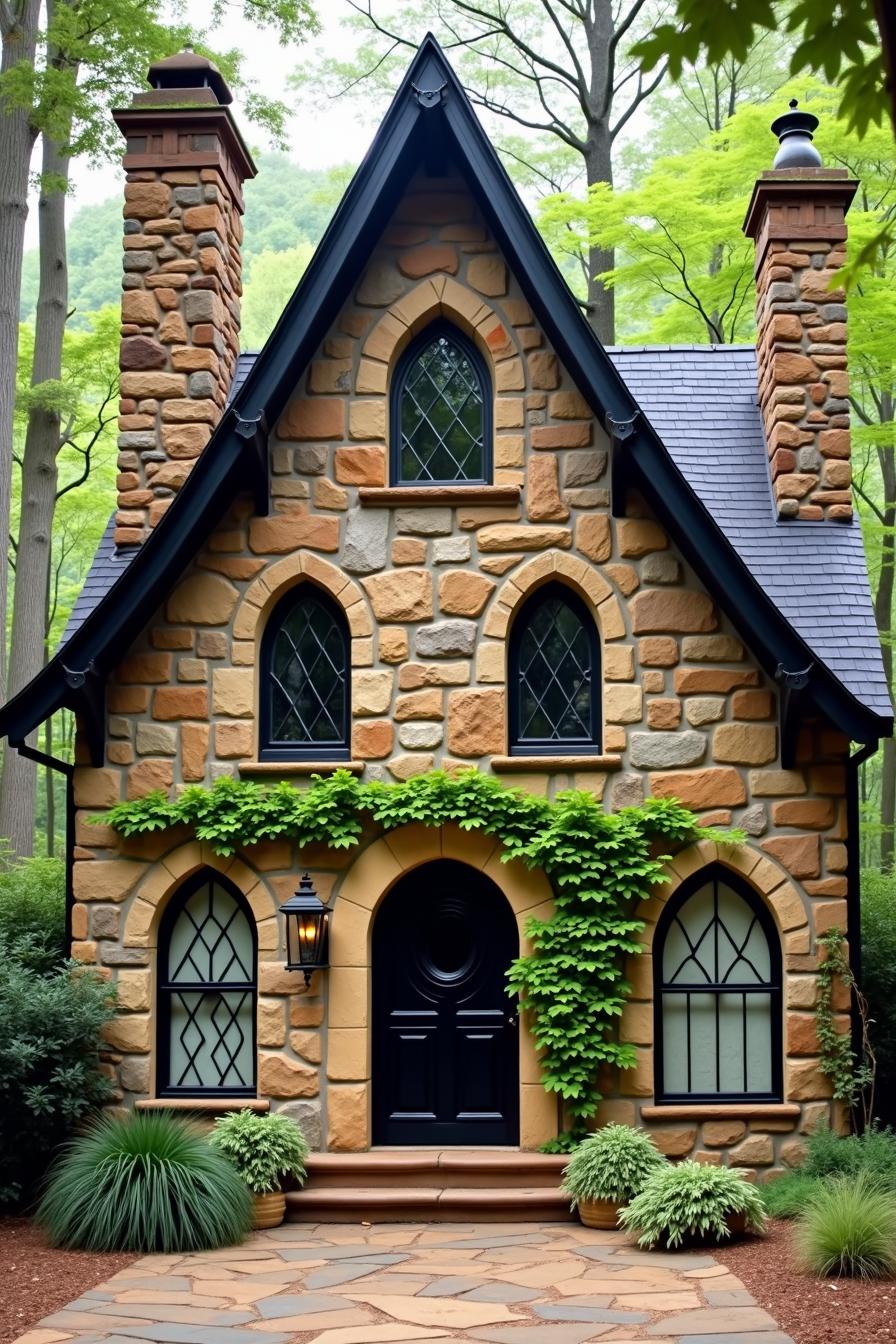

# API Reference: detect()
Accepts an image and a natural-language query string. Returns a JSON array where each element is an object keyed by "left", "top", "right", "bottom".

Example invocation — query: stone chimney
[
  {"left": 112, "top": 51, "right": 256, "bottom": 545},
  {"left": 743, "top": 101, "right": 857, "bottom": 521}
]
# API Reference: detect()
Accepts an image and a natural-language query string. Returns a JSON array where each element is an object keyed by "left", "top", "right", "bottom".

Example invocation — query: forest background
[{"left": 2, "top": 0, "right": 895, "bottom": 886}]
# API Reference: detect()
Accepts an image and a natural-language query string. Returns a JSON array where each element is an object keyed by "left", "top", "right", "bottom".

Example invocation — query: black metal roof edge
[{"left": 0, "top": 33, "right": 888, "bottom": 747}]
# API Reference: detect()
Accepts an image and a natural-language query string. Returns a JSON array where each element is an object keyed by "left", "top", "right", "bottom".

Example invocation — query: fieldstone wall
[{"left": 73, "top": 170, "right": 853, "bottom": 1169}]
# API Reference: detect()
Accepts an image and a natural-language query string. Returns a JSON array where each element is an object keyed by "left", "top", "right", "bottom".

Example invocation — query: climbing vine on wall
[
  {"left": 100, "top": 769, "right": 739, "bottom": 1150},
  {"left": 816, "top": 929, "right": 876, "bottom": 1131}
]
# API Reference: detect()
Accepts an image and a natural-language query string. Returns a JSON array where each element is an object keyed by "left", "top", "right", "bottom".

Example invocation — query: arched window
[
  {"left": 509, "top": 582, "right": 601, "bottom": 754},
  {"left": 655, "top": 867, "right": 782, "bottom": 1103},
  {"left": 391, "top": 321, "right": 491, "bottom": 484},
  {"left": 260, "top": 585, "right": 349, "bottom": 760},
  {"left": 158, "top": 871, "right": 256, "bottom": 1097}
]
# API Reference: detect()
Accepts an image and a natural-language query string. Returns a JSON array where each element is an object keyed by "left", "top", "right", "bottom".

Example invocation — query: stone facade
[
  {"left": 69, "top": 144, "right": 858, "bottom": 1173},
  {"left": 744, "top": 167, "right": 857, "bottom": 521}
]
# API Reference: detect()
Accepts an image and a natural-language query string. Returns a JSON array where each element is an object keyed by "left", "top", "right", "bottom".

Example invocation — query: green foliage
[
  {"left": 816, "top": 930, "right": 875, "bottom": 1122},
  {"left": 0, "top": 854, "right": 65, "bottom": 973},
  {"left": 632, "top": 1, "right": 887, "bottom": 138},
  {"left": 794, "top": 1173, "right": 896, "bottom": 1278},
  {"left": 38, "top": 1111, "right": 252, "bottom": 1252},
  {"left": 209, "top": 1109, "right": 309, "bottom": 1194},
  {"left": 561, "top": 1125, "right": 666, "bottom": 1205},
  {"left": 802, "top": 1123, "right": 896, "bottom": 1188},
  {"left": 759, "top": 1171, "right": 821, "bottom": 1219},
  {"left": 619, "top": 1160, "right": 767, "bottom": 1249},
  {"left": 99, "top": 769, "right": 738, "bottom": 1145},
  {"left": 0, "top": 953, "right": 116, "bottom": 1205},
  {"left": 861, "top": 869, "right": 896, "bottom": 1125},
  {"left": 242, "top": 243, "right": 315, "bottom": 349}
]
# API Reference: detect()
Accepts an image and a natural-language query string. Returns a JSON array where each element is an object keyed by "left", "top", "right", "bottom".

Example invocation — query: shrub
[
  {"left": 0, "top": 948, "right": 115, "bottom": 1206},
  {"left": 0, "top": 855, "right": 65, "bottom": 973},
  {"left": 862, "top": 868, "right": 896, "bottom": 1126},
  {"left": 760, "top": 1171, "right": 820, "bottom": 1220},
  {"left": 619, "top": 1160, "right": 767, "bottom": 1249},
  {"left": 562, "top": 1124, "right": 666, "bottom": 1207},
  {"left": 794, "top": 1173, "right": 896, "bottom": 1278},
  {"left": 38, "top": 1111, "right": 252, "bottom": 1252},
  {"left": 209, "top": 1109, "right": 309, "bottom": 1195},
  {"left": 802, "top": 1122, "right": 896, "bottom": 1188}
]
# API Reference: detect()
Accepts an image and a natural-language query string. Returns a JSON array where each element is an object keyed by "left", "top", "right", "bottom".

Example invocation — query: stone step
[
  {"left": 303, "top": 1150, "right": 568, "bottom": 1189},
  {"left": 285, "top": 1184, "right": 574, "bottom": 1223}
]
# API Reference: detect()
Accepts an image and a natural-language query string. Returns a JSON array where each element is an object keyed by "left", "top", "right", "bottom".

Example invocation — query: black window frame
[
  {"left": 653, "top": 865, "right": 783, "bottom": 1105},
  {"left": 508, "top": 581, "right": 602, "bottom": 756},
  {"left": 259, "top": 583, "right": 350, "bottom": 762},
  {"left": 157, "top": 869, "right": 258, "bottom": 1099},
  {"left": 390, "top": 320, "right": 492, "bottom": 486}
]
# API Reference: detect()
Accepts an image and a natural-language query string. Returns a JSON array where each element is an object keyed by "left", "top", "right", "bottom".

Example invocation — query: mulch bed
[
  {"left": 0, "top": 1217, "right": 135, "bottom": 1344},
  {"left": 716, "top": 1218, "right": 896, "bottom": 1344}
]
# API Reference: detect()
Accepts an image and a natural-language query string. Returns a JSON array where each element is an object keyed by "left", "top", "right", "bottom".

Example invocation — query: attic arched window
[
  {"left": 509, "top": 582, "right": 601, "bottom": 754},
  {"left": 260, "top": 586, "right": 349, "bottom": 760},
  {"left": 391, "top": 322, "right": 491, "bottom": 484},
  {"left": 158, "top": 871, "right": 256, "bottom": 1097},
  {"left": 655, "top": 868, "right": 782, "bottom": 1103}
]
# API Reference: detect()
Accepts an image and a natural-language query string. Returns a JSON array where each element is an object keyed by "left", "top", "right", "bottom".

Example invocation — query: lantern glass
[{"left": 280, "top": 873, "right": 329, "bottom": 982}]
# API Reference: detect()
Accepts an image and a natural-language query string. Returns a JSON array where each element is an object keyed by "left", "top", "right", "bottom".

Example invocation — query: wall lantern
[{"left": 280, "top": 873, "right": 330, "bottom": 986}]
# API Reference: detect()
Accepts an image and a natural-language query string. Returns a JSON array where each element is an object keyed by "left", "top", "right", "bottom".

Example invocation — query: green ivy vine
[
  {"left": 98, "top": 769, "right": 739, "bottom": 1150},
  {"left": 816, "top": 928, "right": 876, "bottom": 1129}
]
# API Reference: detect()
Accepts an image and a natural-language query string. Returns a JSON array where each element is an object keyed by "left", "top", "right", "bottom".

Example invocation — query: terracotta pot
[
  {"left": 577, "top": 1197, "right": 620, "bottom": 1229},
  {"left": 252, "top": 1190, "right": 286, "bottom": 1230}
]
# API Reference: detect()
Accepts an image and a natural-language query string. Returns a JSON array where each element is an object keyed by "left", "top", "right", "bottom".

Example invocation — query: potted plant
[
  {"left": 210, "top": 1109, "right": 309, "bottom": 1229},
  {"left": 561, "top": 1124, "right": 667, "bottom": 1228},
  {"left": 619, "top": 1160, "right": 767, "bottom": 1248}
]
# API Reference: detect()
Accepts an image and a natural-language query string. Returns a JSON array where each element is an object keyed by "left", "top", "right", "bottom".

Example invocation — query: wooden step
[
  {"left": 286, "top": 1150, "right": 573, "bottom": 1223},
  {"left": 285, "top": 1184, "right": 573, "bottom": 1223}
]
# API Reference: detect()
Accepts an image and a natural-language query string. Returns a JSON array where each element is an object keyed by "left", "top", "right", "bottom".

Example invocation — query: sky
[{"left": 25, "top": 0, "right": 380, "bottom": 247}]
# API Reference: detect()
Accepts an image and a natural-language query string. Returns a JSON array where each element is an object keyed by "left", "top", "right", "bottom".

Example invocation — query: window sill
[
  {"left": 137, "top": 1098, "right": 270, "bottom": 1113},
  {"left": 640, "top": 1103, "right": 799, "bottom": 1121},
  {"left": 359, "top": 485, "right": 520, "bottom": 507},
  {"left": 491, "top": 754, "right": 622, "bottom": 772},
  {"left": 238, "top": 760, "right": 365, "bottom": 777}
]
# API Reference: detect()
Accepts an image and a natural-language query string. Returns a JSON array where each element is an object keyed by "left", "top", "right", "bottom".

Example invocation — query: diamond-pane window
[
  {"left": 392, "top": 323, "right": 490, "bottom": 484},
  {"left": 656, "top": 868, "right": 782, "bottom": 1103},
  {"left": 509, "top": 583, "right": 600, "bottom": 753},
  {"left": 261, "top": 587, "right": 349, "bottom": 760},
  {"left": 158, "top": 873, "right": 256, "bottom": 1097}
]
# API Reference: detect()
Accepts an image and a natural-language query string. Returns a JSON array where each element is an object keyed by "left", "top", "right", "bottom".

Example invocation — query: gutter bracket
[
  {"left": 413, "top": 80, "right": 447, "bottom": 109},
  {"left": 62, "top": 659, "right": 106, "bottom": 767},
  {"left": 235, "top": 410, "right": 270, "bottom": 516},
  {"left": 775, "top": 662, "right": 814, "bottom": 768},
  {"left": 608, "top": 413, "right": 640, "bottom": 518}
]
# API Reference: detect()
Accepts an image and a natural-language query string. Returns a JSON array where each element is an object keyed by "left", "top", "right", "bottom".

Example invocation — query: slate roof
[{"left": 62, "top": 515, "right": 136, "bottom": 644}]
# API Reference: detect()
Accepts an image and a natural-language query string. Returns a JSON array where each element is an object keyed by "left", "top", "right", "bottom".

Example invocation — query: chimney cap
[
  {"left": 770, "top": 98, "right": 822, "bottom": 169},
  {"left": 147, "top": 48, "right": 233, "bottom": 105}
]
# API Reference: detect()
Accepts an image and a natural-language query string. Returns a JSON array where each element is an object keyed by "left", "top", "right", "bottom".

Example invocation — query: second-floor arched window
[
  {"left": 391, "top": 321, "right": 491, "bottom": 485},
  {"left": 260, "top": 585, "right": 349, "bottom": 760},
  {"left": 509, "top": 583, "right": 601, "bottom": 754}
]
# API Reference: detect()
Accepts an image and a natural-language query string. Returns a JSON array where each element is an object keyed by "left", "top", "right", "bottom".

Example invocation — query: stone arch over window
[
  {"left": 653, "top": 863, "right": 783, "bottom": 1103},
  {"left": 259, "top": 583, "right": 350, "bottom": 761},
  {"left": 157, "top": 868, "right": 258, "bottom": 1098},
  {"left": 508, "top": 580, "right": 601, "bottom": 753},
  {"left": 389, "top": 319, "right": 492, "bottom": 485}
]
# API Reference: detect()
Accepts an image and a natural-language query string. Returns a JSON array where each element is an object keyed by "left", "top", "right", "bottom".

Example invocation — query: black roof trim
[{"left": 0, "top": 34, "right": 887, "bottom": 751}]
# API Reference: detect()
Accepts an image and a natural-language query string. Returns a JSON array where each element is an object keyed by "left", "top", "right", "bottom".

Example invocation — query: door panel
[{"left": 373, "top": 859, "right": 520, "bottom": 1145}]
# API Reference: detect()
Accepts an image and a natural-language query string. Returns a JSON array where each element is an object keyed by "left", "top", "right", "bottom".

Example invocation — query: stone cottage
[{"left": 0, "top": 38, "right": 890, "bottom": 1217}]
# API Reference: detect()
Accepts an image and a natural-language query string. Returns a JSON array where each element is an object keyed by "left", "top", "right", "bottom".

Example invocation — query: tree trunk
[
  {"left": 0, "top": 1, "right": 41, "bottom": 717},
  {"left": 875, "top": 429, "right": 896, "bottom": 871},
  {"left": 0, "top": 123, "right": 70, "bottom": 856},
  {"left": 44, "top": 713, "right": 54, "bottom": 856},
  {"left": 584, "top": 125, "right": 615, "bottom": 344}
]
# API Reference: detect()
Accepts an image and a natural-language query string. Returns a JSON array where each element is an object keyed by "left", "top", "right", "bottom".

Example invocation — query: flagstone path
[{"left": 14, "top": 1222, "right": 795, "bottom": 1344}]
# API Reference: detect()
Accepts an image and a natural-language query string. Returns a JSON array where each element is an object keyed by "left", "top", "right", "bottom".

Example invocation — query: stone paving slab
[{"left": 13, "top": 1222, "right": 796, "bottom": 1344}]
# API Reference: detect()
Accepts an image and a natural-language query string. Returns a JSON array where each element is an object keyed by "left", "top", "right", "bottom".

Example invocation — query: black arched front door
[{"left": 373, "top": 859, "right": 520, "bottom": 1145}]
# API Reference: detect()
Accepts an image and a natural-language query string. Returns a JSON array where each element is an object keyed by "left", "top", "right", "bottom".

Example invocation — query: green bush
[
  {"left": 0, "top": 948, "right": 115, "bottom": 1205},
  {"left": 619, "top": 1160, "right": 767, "bottom": 1249},
  {"left": 760, "top": 1171, "right": 820, "bottom": 1220},
  {"left": 209, "top": 1109, "right": 309, "bottom": 1195},
  {"left": 802, "top": 1122, "right": 896, "bottom": 1187},
  {"left": 38, "top": 1111, "right": 252, "bottom": 1252},
  {"left": 860, "top": 869, "right": 896, "bottom": 1125},
  {"left": 562, "top": 1124, "right": 666, "bottom": 1207},
  {"left": 794, "top": 1173, "right": 896, "bottom": 1278},
  {"left": 0, "top": 855, "right": 65, "bottom": 973}
]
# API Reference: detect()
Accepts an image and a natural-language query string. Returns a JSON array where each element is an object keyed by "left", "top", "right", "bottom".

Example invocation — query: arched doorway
[{"left": 372, "top": 858, "right": 520, "bottom": 1145}]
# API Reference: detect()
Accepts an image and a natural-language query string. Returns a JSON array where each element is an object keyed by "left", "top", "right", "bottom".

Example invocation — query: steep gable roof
[{"left": 1, "top": 35, "right": 890, "bottom": 758}]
